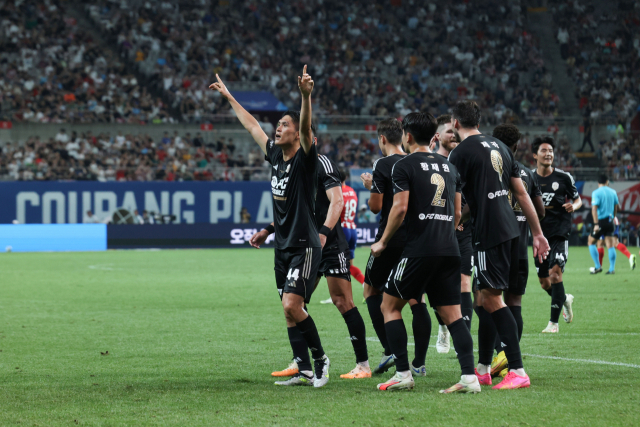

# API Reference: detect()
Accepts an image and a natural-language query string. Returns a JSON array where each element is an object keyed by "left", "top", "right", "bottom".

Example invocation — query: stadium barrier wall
[{"left": 0, "top": 224, "right": 106, "bottom": 252}]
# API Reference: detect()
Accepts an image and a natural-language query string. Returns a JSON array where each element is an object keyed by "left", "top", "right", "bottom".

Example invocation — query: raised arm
[
  {"left": 297, "top": 65, "right": 314, "bottom": 155},
  {"left": 511, "top": 176, "right": 549, "bottom": 263},
  {"left": 209, "top": 74, "right": 269, "bottom": 154}
]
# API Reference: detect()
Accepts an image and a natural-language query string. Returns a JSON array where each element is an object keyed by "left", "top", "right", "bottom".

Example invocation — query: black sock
[
  {"left": 296, "top": 315, "right": 325, "bottom": 360},
  {"left": 461, "top": 292, "right": 473, "bottom": 331},
  {"left": 494, "top": 333, "right": 502, "bottom": 354},
  {"left": 366, "top": 295, "right": 391, "bottom": 355},
  {"left": 342, "top": 307, "right": 368, "bottom": 363},
  {"left": 434, "top": 310, "right": 446, "bottom": 326},
  {"left": 287, "top": 326, "right": 311, "bottom": 371},
  {"left": 491, "top": 307, "right": 523, "bottom": 370},
  {"left": 447, "top": 318, "right": 475, "bottom": 375},
  {"left": 384, "top": 319, "right": 409, "bottom": 372},
  {"left": 550, "top": 282, "right": 566, "bottom": 323},
  {"left": 410, "top": 303, "right": 431, "bottom": 367},
  {"left": 509, "top": 305, "right": 523, "bottom": 341},
  {"left": 545, "top": 287, "right": 552, "bottom": 297},
  {"left": 474, "top": 306, "right": 497, "bottom": 365}
]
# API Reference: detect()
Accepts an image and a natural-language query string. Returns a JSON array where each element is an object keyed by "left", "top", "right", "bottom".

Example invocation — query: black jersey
[
  {"left": 449, "top": 133, "right": 520, "bottom": 251},
  {"left": 533, "top": 168, "right": 579, "bottom": 239},
  {"left": 435, "top": 153, "right": 472, "bottom": 241},
  {"left": 371, "top": 153, "right": 407, "bottom": 247},
  {"left": 316, "top": 155, "right": 349, "bottom": 252},
  {"left": 512, "top": 162, "right": 542, "bottom": 259},
  {"left": 265, "top": 139, "right": 320, "bottom": 250},
  {"left": 392, "top": 151, "right": 461, "bottom": 258}
]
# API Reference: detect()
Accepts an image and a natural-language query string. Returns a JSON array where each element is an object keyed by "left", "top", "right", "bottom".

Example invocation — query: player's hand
[
  {"left": 593, "top": 224, "right": 600, "bottom": 232},
  {"left": 249, "top": 229, "right": 269, "bottom": 249},
  {"left": 532, "top": 234, "right": 550, "bottom": 264},
  {"left": 360, "top": 172, "right": 373, "bottom": 190},
  {"left": 319, "top": 233, "right": 327, "bottom": 249},
  {"left": 371, "top": 241, "right": 386, "bottom": 258},
  {"left": 298, "top": 65, "right": 314, "bottom": 97},
  {"left": 562, "top": 202, "right": 575, "bottom": 213},
  {"left": 209, "top": 74, "right": 232, "bottom": 100},
  {"left": 456, "top": 223, "right": 464, "bottom": 231},
  {"left": 429, "top": 134, "right": 438, "bottom": 151}
]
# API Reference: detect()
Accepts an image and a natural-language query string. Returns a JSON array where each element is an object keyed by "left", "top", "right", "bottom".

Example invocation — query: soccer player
[
  {"left": 371, "top": 112, "right": 480, "bottom": 394},
  {"left": 588, "top": 174, "right": 620, "bottom": 274},
  {"left": 594, "top": 217, "right": 636, "bottom": 270},
  {"left": 449, "top": 101, "right": 549, "bottom": 390},
  {"left": 490, "top": 124, "right": 545, "bottom": 376},
  {"left": 430, "top": 114, "right": 474, "bottom": 354},
  {"left": 532, "top": 136, "right": 581, "bottom": 333},
  {"left": 211, "top": 67, "right": 330, "bottom": 387},
  {"left": 360, "top": 118, "right": 432, "bottom": 377}
]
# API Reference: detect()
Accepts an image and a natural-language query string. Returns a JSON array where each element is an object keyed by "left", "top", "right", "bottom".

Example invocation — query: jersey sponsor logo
[
  {"left": 552, "top": 182, "right": 559, "bottom": 191},
  {"left": 418, "top": 213, "right": 454, "bottom": 221},
  {"left": 488, "top": 189, "right": 509, "bottom": 199},
  {"left": 542, "top": 192, "right": 555, "bottom": 206},
  {"left": 271, "top": 176, "right": 290, "bottom": 197}
]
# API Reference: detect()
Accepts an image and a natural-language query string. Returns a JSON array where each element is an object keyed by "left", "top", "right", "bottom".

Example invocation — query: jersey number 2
[{"left": 431, "top": 173, "right": 446, "bottom": 207}]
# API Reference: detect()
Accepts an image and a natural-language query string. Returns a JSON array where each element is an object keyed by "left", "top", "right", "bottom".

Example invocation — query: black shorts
[
  {"left": 513, "top": 259, "right": 529, "bottom": 296},
  {"left": 475, "top": 237, "right": 519, "bottom": 293},
  {"left": 318, "top": 246, "right": 351, "bottom": 282},
  {"left": 365, "top": 246, "right": 404, "bottom": 292},
  {"left": 535, "top": 236, "right": 568, "bottom": 278},
  {"left": 591, "top": 218, "right": 615, "bottom": 239},
  {"left": 384, "top": 256, "right": 461, "bottom": 307},
  {"left": 458, "top": 231, "right": 473, "bottom": 276},
  {"left": 274, "top": 247, "right": 322, "bottom": 304}
]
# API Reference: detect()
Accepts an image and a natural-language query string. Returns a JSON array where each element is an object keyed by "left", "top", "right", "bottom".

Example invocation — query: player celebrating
[
  {"left": 361, "top": 118, "right": 432, "bottom": 377},
  {"left": 489, "top": 124, "right": 545, "bottom": 376},
  {"left": 430, "top": 114, "right": 474, "bottom": 353},
  {"left": 449, "top": 101, "right": 549, "bottom": 390},
  {"left": 593, "top": 217, "right": 636, "bottom": 271},
  {"left": 371, "top": 112, "right": 480, "bottom": 394},
  {"left": 588, "top": 174, "right": 620, "bottom": 274},
  {"left": 532, "top": 137, "right": 581, "bottom": 333},
  {"left": 211, "top": 67, "right": 331, "bottom": 388}
]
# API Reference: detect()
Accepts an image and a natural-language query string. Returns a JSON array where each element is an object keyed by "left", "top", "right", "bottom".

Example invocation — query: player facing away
[
  {"left": 449, "top": 101, "right": 549, "bottom": 390},
  {"left": 360, "top": 118, "right": 432, "bottom": 377},
  {"left": 489, "top": 124, "right": 545, "bottom": 376},
  {"left": 593, "top": 217, "right": 636, "bottom": 271},
  {"left": 211, "top": 67, "right": 331, "bottom": 388},
  {"left": 588, "top": 174, "right": 620, "bottom": 274},
  {"left": 532, "top": 137, "right": 581, "bottom": 333},
  {"left": 430, "top": 114, "right": 474, "bottom": 354},
  {"left": 370, "top": 112, "right": 479, "bottom": 393}
]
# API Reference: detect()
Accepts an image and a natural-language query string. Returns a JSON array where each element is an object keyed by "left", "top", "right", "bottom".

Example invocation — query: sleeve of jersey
[
  {"left": 448, "top": 150, "right": 465, "bottom": 183},
  {"left": 391, "top": 162, "right": 410, "bottom": 194},
  {"left": 592, "top": 190, "right": 600, "bottom": 206},
  {"left": 371, "top": 162, "right": 386, "bottom": 194},
  {"left": 508, "top": 151, "right": 519, "bottom": 178},
  {"left": 319, "top": 158, "right": 341, "bottom": 190},
  {"left": 531, "top": 175, "right": 542, "bottom": 197},
  {"left": 264, "top": 139, "right": 276, "bottom": 164},
  {"left": 455, "top": 170, "right": 462, "bottom": 193},
  {"left": 567, "top": 174, "right": 579, "bottom": 199}
]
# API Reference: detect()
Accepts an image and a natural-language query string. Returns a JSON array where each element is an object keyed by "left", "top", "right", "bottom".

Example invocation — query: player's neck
[
  {"left": 457, "top": 127, "right": 480, "bottom": 141},
  {"left": 411, "top": 145, "right": 430, "bottom": 154},
  {"left": 536, "top": 164, "right": 554, "bottom": 177},
  {"left": 385, "top": 145, "right": 405, "bottom": 156},
  {"left": 282, "top": 142, "right": 300, "bottom": 161},
  {"left": 436, "top": 147, "right": 450, "bottom": 157}
]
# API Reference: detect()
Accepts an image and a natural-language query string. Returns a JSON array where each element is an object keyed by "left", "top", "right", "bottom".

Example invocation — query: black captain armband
[
  {"left": 264, "top": 224, "right": 275, "bottom": 234},
  {"left": 319, "top": 225, "right": 332, "bottom": 236}
]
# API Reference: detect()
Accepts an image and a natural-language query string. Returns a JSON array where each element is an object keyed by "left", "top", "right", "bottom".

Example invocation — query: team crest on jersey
[{"left": 552, "top": 182, "right": 559, "bottom": 191}]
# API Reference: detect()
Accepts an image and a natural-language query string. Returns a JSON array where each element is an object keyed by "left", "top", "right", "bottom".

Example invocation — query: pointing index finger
[{"left": 303, "top": 64, "right": 307, "bottom": 75}]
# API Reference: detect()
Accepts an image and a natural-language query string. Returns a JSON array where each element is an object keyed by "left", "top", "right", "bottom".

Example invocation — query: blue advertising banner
[
  {"left": 0, "top": 182, "right": 273, "bottom": 225},
  {"left": 231, "top": 91, "right": 288, "bottom": 111}
]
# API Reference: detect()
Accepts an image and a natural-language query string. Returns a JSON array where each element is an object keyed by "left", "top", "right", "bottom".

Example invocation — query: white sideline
[{"left": 364, "top": 337, "right": 640, "bottom": 369}]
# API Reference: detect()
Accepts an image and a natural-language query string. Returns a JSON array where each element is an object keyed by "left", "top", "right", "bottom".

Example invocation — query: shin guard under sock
[
  {"left": 296, "top": 315, "right": 325, "bottom": 360},
  {"left": 617, "top": 242, "right": 631, "bottom": 259},
  {"left": 598, "top": 247, "right": 605, "bottom": 265},
  {"left": 287, "top": 326, "right": 311, "bottom": 371},
  {"left": 384, "top": 319, "right": 409, "bottom": 371},
  {"left": 349, "top": 265, "right": 365, "bottom": 284},
  {"left": 491, "top": 307, "right": 523, "bottom": 370},
  {"left": 550, "top": 281, "right": 566, "bottom": 323},
  {"left": 410, "top": 303, "right": 431, "bottom": 367},
  {"left": 461, "top": 292, "right": 473, "bottom": 331},
  {"left": 608, "top": 247, "right": 617, "bottom": 272},
  {"left": 509, "top": 305, "right": 523, "bottom": 341},
  {"left": 366, "top": 295, "right": 391, "bottom": 355},
  {"left": 448, "top": 318, "right": 475, "bottom": 375},
  {"left": 342, "top": 307, "right": 368, "bottom": 363},
  {"left": 474, "top": 306, "right": 497, "bottom": 365}
]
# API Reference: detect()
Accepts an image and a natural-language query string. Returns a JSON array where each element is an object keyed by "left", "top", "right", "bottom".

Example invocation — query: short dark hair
[
  {"left": 280, "top": 110, "right": 300, "bottom": 130},
  {"left": 598, "top": 173, "right": 609, "bottom": 184},
  {"left": 339, "top": 168, "right": 348, "bottom": 183},
  {"left": 451, "top": 101, "right": 481, "bottom": 129},
  {"left": 377, "top": 118, "right": 403, "bottom": 145},
  {"left": 436, "top": 114, "right": 451, "bottom": 128},
  {"left": 402, "top": 112, "right": 437, "bottom": 145},
  {"left": 492, "top": 124, "right": 521, "bottom": 149},
  {"left": 532, "top": 136, "right": 555, "bottom": 154}
]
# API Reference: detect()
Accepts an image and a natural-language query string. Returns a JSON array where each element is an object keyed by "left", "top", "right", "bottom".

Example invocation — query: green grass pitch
[{"left": 0, "top": 247, "right": 638, "bottom": 426}]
